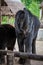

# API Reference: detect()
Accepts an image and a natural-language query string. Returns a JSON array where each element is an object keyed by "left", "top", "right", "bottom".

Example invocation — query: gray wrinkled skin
[{"left": 15, "top": 8, "right": 40, "bottom": 64}]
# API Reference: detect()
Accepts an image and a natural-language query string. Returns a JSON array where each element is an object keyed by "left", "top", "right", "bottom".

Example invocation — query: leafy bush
[
  {"left": 21, "top": 0, "right": 40, "bottom": 18},
  {"left": 1, "top": 16, "right": 15, "bottom": 25}
]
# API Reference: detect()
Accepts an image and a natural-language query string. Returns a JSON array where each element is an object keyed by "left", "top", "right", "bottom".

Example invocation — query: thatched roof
[
  {"left": 1, "top": 0, "right": 14, "bottom": 16},
  {"left": 1, "top": 6, "right": 14, "bottom": 16},
  {"left": 4, "top": 0, "right": 25, "bottom": 15},
  {"left": 1, "top": 0, "right": 25, "bottom": 16},
  {"left": 1, "top": 0, "right": 7, "bottom": 6}
]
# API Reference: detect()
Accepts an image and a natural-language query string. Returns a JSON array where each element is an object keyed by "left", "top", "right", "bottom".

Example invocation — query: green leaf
[{"left": 21, "top": 0, "right": 40, "bottom": 18}]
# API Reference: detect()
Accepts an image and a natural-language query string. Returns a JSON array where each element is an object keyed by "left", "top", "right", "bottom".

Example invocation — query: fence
[{"left": 0, "top": 50, "right": 43, "bottom": 65}]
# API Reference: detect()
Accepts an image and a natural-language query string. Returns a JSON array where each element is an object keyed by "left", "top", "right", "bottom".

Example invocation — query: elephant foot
[{"left": 18, "top": 58, "right": 25, "bottom": 64}]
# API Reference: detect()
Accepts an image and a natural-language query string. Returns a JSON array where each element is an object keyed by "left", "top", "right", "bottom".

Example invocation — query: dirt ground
[{"left": 14, "top": 40, "right": 43, "bottom": 65}]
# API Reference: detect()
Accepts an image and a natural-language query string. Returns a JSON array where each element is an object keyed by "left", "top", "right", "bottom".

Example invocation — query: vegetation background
[{"left": 2, "top": 0, "right": 43, "bottom": 24}]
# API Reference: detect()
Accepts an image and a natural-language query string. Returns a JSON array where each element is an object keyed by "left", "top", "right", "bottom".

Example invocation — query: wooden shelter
[
  {"left": 0, "top": 0, "right": 24, "bottom": 24},
  {"left": 1, "top": 0, "right": 14, "bottom": 16},
  {"left": 1, "top": 0, "right": 24, "bottom": 16}
]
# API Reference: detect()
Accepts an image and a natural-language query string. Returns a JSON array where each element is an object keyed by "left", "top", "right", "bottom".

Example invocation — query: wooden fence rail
[
  {"left": 0, "top": 50, "right": 43, "bottom": 65},
  {"left": 0, "top": 50, "right": 43, "bottom": 61}
]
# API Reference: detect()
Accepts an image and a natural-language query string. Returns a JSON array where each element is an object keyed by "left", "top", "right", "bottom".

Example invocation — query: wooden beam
[
  {"left": 0, "top": 50, "right": 43, "bottom": 61},
  {"left": 0, "top": 0, "right": 1, "bottom": 24},
  {"left": 14, "top": 52, "right": 43, "bottom": 61}
]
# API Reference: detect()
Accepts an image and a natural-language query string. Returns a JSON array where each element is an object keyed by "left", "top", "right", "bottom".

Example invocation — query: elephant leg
[
  {"left": 32, "top": 37, "right": 37, "bottom": 54},
  {"left": 24, "top": 34, "right": 33, "bottom": 65},
  {"left": 18, "top": 38, "right": 25, "bottom": 64}
]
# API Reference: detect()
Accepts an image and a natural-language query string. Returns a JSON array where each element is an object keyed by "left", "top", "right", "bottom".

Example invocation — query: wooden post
[
  {"left": 7, "top": 53, "right": 14, "bottom": 65},
  {"left": 40, "top": 8, "right": 42, "bottom": 20},
  {"left": 0, "top": 0, "right": 1, "bottom": 24}
]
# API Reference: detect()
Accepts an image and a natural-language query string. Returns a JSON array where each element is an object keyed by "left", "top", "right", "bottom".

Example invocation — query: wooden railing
[{"left": 0, "top": 50, "right": 43, "bottom": 65}]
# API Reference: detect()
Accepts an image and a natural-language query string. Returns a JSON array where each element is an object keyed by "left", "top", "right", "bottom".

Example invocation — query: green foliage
[
  {"left": 1, "top": 16, "right": 15, "bottom": 25},
  {"left": 2, "top": 0, "right": 43, "bottom": 24},
  {"left": 1, "top": 16, "right": 8, "bottom": 24},
  {"left": 27, "top": 1, "right": 40, "bottom": 17},
  {"left": 34, "top": 0, "right": 43, "bottom": 3},
  {"left": 21, "top": 0, "right": 32, "bottom": 6},
  {"left": 21, "top": 0, "right": 41, "bottom": 18}
]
